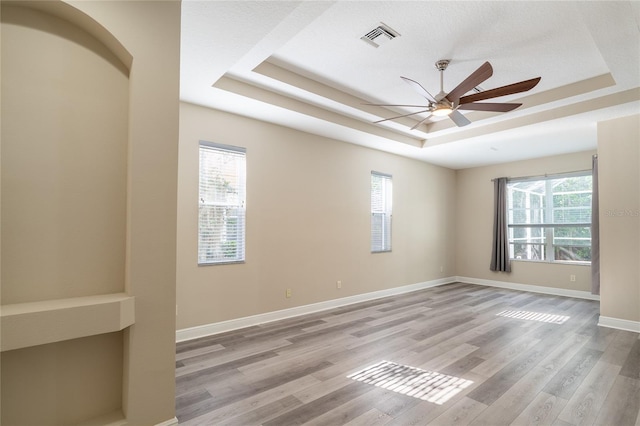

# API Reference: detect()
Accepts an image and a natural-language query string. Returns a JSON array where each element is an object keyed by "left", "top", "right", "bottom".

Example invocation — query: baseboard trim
[
  {"left": 456, "top": 276, "right": 600, "bottom": 301},
  {"left": 154, "top": 417, "right": 178, "bottom": 426},
  {"left": 598, "top": 316, "right": 640, "bottom": 334},
  {"left": 176, "top": 277, "right": 456, "bottom": 342}
]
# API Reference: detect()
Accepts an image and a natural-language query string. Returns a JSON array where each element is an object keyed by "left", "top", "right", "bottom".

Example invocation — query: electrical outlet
[
  {"left": 337, "top": 280, "right": 342, "bottom": 289},
  {"left": 286, "top": 288, "right": 292, "bottom": 298},
  {"left": 570, "top": 274, "right": 576, "bottom": 282},
  {"left": 440, "top": 265, "right": 444, "bottom": 273}
]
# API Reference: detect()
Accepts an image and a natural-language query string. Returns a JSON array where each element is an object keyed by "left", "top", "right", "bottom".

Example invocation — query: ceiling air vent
[{"left": 361, "top": 23, "right": 400, "bottom": 48}]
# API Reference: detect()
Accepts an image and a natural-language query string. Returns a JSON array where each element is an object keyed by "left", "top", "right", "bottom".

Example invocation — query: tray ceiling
[{"left": 181, "top": 1, "right": 640, "bottom": 169}]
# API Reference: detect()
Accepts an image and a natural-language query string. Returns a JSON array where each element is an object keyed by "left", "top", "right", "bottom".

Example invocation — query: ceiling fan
[{"left": 368, "top": 60, "right": 541, "bottom": 129}]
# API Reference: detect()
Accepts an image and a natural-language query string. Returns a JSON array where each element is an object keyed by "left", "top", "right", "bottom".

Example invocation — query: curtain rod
[{"left": 490, "top": 168, "right": 592, "bottom": 182}]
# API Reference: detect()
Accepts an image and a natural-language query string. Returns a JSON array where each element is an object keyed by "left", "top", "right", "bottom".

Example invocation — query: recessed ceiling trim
[
  {"left": 426, "top": 73, "right": 617, "bottom": 133},
  {"left": 424, "top": 87, "right": 640, "bottom": 148},
  {"left": 214, "top": 75, "right": 425, "bottom": 148},
  {"left": 253, "top": 61, "right": 427, "bottom": 132}
]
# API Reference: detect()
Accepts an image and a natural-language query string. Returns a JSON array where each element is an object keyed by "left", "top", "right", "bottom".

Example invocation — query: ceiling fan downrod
[
  {"left": 435, "top": 59, "right": 450, "bottom": 100},
  {"left": 432, "top": 59, "right": 453, "bottom": 114}
]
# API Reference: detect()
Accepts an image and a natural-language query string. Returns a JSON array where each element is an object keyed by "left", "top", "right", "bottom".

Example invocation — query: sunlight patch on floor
[
  {"left": 496, "top": 310, "right": 570, "bottom": 324},
  {"left": 347, "top": 360, "right": 473, "bottom": 405}
]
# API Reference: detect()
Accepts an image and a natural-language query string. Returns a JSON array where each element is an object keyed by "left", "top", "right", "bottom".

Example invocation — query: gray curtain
[
  {"left": 490, "top": 177, "right": 511, "bottom": 272},
  {"left": 591, "top": 155, "right": 600, "bottom": 295}
]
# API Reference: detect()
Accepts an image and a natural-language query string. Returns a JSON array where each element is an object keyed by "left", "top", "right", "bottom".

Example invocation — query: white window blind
[
  {"left": 507, "top": 172, "right": 592, "bottom": 263},
  {"left": 371, "top": 171, "right": 392, "bottom": 252},
  {"left": 198, "top": 142, "right": 246, "bottom": 265}
]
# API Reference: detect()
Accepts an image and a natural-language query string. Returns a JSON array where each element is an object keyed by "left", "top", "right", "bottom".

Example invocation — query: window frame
[
  {"left": 198, "top": 141, "right": 247, "bottom": 266},
  {"left": 371, "top": 171, "right": 393, "bottom": 253},
  {"left": 506, "top": 170, "right": 592, "bottom": 264}
]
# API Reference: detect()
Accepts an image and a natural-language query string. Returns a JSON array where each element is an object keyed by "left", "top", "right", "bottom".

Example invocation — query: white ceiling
[{"left": 180, "top": 1, "right": 640, "bottom": 169}]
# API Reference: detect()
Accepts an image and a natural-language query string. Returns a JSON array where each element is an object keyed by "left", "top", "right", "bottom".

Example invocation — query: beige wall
[
  {"left": 455, "top": 150, "right": 596, "bottom": 292},
  {"left": 1, "top": 1, "right": 180, "bottom": 425},
  {"left": 1, "top": 333, "right": 123, "bottom": 425},
  {"left": 177, "top": 102, "right": 457, "bottom": 330},
  {"left": 68, "top": 1, "right": 181, "bottom": 423},
  {"left": 1, "top": 5, "right": 128, "bottom": 305},
  {"left": 1, "top": 5, "right": 127, "bottom": 424},
  {"left": 597, "top": 114, "right": 640, "bottom": 323}
]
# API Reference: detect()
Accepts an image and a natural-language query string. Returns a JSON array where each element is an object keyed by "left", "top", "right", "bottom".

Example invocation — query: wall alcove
[{"left": 1, "top": 3, "right": 133, "bottom": 424}]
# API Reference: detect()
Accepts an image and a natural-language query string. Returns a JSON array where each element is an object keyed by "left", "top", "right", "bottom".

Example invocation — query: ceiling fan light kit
[
  {"left": 431, "top": 105, "right": 453, "bottom": 117},
  {"left": 369, "top": 59, "right": 541, "bottom": 128}
]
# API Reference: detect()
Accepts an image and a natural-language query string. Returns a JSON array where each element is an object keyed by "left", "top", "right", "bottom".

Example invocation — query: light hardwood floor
[{"left": 175, "top": 283, "right": 640, "bottom": 425}]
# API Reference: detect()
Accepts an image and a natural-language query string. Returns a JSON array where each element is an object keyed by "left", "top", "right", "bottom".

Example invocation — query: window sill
[
  {"left": 510, "top": 259, "right": 591, "bottom": 266},
  {"left": 198, "top": 260, "right": 246, "bottom": 266}
]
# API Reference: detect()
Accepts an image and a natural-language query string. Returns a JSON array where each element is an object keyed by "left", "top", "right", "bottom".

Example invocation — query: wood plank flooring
[{"left": 175, "top": 283, "right": 640, "bottom": 425}]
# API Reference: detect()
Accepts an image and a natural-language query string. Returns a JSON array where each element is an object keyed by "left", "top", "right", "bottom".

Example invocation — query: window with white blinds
[
  {"left": 371, "top": 171, "right": 392, "bottom": 252},
  {"left": 198, "top": 142, "right": 246, "bottom": 265}
]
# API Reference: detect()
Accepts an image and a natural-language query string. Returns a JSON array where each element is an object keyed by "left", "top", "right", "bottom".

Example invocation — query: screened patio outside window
[{"left": 507, "top": 172, "right": 592, "bottom": 263}]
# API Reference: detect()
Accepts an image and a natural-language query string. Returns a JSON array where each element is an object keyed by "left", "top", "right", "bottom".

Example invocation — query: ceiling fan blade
[
  {"left": 449, "top": 110, "right": 471, "bottom": 127},
  {"left": 459, "top": 77, "right": 541, "bottom": 104},
  {"left": 374, "top": 109, "right": 432, "bottom": 124},
  {"left": 457, "top": 102, "right": 522, "bottom": 112},
  {"left": 410, "top": 113, "right": 433, "bottom": 130},
  {"left": 445, "top": 61, "right": 493, "bottom": 103},
  {"left": 401, "top": 76, "right": 436, "bottom": 102},
  {"left": 364, "top": 103, "right": 430, "bottom": 108}
]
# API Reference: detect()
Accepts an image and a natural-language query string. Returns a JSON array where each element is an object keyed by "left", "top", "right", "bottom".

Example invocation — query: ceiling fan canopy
[{"left": 368, "top": 60, "right": 541, "bottom": 129}]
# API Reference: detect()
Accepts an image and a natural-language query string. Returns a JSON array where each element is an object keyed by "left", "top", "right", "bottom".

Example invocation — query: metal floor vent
[{"left": 361, "top": 23, "right": 400, "bottom": 48}]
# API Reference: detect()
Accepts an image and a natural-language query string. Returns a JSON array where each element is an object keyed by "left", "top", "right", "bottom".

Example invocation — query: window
[
  {"left": 371, "top": 171, "right": 392, "bottom": 252},
  {"left": 507, "top": 172, "right": 592, "bottom": 263},
  {"left": 198, "top": 142, "right": 246, "bottom": 265}
]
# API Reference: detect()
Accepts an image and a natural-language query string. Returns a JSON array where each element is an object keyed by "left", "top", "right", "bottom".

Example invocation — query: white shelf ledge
[{"left": 1, "top": 293, "right": 135, "bottom": 352}]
